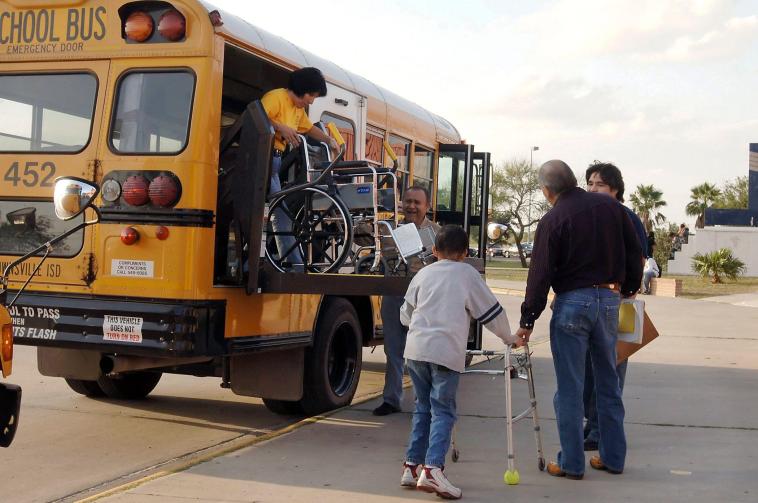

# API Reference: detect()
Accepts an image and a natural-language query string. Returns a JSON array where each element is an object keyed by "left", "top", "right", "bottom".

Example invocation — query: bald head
[{"left": 539, "top": 160, "right": 577, "bottom": 197}]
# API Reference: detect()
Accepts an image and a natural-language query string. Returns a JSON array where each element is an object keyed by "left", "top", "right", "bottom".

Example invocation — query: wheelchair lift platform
[{"left": 257, "top": 262, "right": 411, "bottom": 296}]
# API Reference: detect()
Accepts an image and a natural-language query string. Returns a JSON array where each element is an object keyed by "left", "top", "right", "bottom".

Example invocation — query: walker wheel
[
  {"left": 538, "top": 458, "right": 546, "bottom": 471},
  {"left": 452, "top": 449, "right": 460, "bottom": 463},
  {"left": 504, "top": 469, "right": 520, "bottom": 485}
]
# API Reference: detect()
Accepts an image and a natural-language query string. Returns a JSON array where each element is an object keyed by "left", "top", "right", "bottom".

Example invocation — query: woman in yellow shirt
[{"left": 261, "top": 67, "right": 338, "bottom": 270}]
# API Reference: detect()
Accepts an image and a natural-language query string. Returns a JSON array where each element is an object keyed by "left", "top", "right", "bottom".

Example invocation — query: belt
[
  {"left": 273, "top": 149, "right": 284, "bottom": 157},
  {"left": 593, "top": 283, "right": 620, "bottom": 292}
]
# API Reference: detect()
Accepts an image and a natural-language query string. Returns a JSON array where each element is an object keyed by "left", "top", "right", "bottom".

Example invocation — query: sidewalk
[{"left": 93, "top": 292, "right": 758, "bottom": 503}]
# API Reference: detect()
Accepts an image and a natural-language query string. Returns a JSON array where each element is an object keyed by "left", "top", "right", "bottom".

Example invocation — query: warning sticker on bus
[
  {"left": 103, "top": 315, "right": 143, "bottom": 343},
  {"left": 111, "top": 259, "right": 154, "bottom": 278}
]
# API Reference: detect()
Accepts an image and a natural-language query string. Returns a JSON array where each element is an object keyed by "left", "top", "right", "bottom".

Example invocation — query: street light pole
[{"left": 527, "top": 146, "right": 539, "bottom": 242}]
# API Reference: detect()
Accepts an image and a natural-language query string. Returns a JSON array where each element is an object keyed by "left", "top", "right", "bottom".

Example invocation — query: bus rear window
[
  {"left": 110, "top": 71, "right": 195, "bottom": 154},
  {"left": 0, "top": 73, "right": 97, "bottom": 153}
]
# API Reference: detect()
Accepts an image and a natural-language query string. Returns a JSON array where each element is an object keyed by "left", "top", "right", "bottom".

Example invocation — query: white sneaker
[
  {"left": 400, "top": 462, "right": 421, "bottom": 487},
  {"left": 417, "top": 466, "right": 462, "bottom": 499}
]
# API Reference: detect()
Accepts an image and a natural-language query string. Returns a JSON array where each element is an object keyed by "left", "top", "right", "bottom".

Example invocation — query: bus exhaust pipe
[{"left": 100, "top": 355, "right": 213, "bottom": 375}]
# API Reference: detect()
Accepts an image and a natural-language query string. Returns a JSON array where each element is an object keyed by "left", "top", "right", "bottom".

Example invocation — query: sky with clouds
[{"left": 209, "top": 0, "right": 758, "bottom": 225}]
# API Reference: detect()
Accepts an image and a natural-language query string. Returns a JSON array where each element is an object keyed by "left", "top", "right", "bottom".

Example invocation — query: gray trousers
[{"left": 380, "top": 295, "right": 408, "bottom": 408}]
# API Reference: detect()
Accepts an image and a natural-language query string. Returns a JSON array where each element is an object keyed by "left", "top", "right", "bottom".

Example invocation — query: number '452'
[{"left": 4, "top": 161, "right": 56, "bottom": 187}]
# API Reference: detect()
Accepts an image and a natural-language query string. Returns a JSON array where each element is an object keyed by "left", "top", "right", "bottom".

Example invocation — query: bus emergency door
[
  {"left": 435, "top": 144, "right": 486, "bottom": 351},
  {"left": 470, "top": 151, "right": 491, "bottom": 259}
]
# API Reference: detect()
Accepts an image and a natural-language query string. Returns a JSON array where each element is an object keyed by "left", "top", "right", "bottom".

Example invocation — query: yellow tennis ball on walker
[{"left": 504, "top": 469, "right": 520, "bottom": 485}]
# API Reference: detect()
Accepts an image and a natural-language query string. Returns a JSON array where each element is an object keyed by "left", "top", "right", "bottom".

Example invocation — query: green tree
[
  {"left": 629, "top": 184, "right": 667, "bottom": 232},
  {"left": 691, "top": 248, "right": 746, "bottom": 283},
  {"left": 490, "top": 159, "right": 547, "bottom": 267},
  {"left": 685, "top": 182, "right": 721, "bottom": 228},
  {"left": 652, "top": 223, "right": 679, "bottom": 273},
  {"left": 712, "top": 176, "right": 748, "bottom": 209}
]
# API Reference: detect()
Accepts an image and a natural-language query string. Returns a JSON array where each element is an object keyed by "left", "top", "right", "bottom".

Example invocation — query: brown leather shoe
[
  {"left": 589, "top": 456, "right": 623, "bottom": 474},
  {"left": 546, "top": 461, "right": 583, "bottom": 480}
]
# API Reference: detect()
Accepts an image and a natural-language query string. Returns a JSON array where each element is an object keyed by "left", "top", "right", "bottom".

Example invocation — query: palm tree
[
  {"left": 629, "top": 185, "right": 667, "bottom": 232},
  {"left": 691, "top": 248, "right": 746, "bottom": 283},
  {"left": 686, "top": 182, "right": 721, "bottom": 228}
]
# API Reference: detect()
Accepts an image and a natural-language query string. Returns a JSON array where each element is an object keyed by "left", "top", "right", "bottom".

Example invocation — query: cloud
[{"left": 638, "top": 15, "right": 758, "bottom": 62}]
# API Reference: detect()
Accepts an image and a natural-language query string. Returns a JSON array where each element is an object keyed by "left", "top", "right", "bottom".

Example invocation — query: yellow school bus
[{"left": 0, "top": 0, "right": 491, "bottom": 414}]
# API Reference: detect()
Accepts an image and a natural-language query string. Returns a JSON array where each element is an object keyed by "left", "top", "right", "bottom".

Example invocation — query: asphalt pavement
[{"left": 89, "top": 281, "right": 758, "bottom": 503}]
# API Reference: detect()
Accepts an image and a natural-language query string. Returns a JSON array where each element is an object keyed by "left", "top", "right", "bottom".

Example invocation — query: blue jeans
[
  {"left": 583, "top": 357, "right": 627, "bottom": 443},
  {"left": 405, "top": 359, "right": 460, "bottom": 468},
  {"left": 550, "top": 287, "right": 626, "bottom": 476},
  {"left": 269, "top": 155, "right": 303, "bottom": 266},
  {"left": 381, "top": 295, "right": 408, "bottom": 408},
  {"left": 642, "top": 270, "right": 656, "bottom": 293}
]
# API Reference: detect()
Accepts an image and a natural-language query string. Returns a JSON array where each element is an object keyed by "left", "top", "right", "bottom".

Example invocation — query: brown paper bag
[{"left": 617, "top": 311, "right": 659, "bottom": 364}]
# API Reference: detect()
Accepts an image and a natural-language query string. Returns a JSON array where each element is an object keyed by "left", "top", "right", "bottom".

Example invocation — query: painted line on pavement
[{"left": 75, "top": 386, "right": 389, "bottom": 502}]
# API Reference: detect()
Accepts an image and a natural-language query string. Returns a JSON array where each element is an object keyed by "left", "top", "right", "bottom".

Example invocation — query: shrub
[{"left": 691, "top": 248, "right": 746, "bottom": 283}]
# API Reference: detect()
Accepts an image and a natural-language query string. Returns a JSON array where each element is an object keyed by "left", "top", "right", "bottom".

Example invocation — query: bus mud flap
[{"left": 230, "top": 347, "right": 304, "bottom": 400}]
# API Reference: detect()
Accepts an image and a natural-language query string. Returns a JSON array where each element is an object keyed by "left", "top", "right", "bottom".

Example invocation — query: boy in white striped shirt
[{"left": 398, "top": 225, "right": 523, "bottom": 499}]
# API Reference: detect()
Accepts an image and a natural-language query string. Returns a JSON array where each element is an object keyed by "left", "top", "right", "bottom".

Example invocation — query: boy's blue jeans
[
  {"left": 269, "top": 155, "right": 303, "bottom": 266},
  {"left": 550, "top": 287, "right": 626, "bottom": 476},
  {"left": 405, "top": 359, "right": 460, "bottom": 468}
]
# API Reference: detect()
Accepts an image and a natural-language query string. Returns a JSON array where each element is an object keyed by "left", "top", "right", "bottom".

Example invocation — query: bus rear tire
[
  {"left": 65, "top": 378, "right": 105, "bottom": 397},
  {"left": 97, "top": 371, "right": 162, "bottom": 400},
  {"left": 300, "top": 298, "right": 362, "bottom": 416},
  {"left": 262, "top": 398, "right": 304, "bottom": 415}
]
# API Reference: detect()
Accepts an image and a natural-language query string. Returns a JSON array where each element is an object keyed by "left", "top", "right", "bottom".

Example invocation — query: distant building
[
  {"left": 704, "top": 143, "right": 758, "bottom": 226},
  {"left": 668, "top": 144, "right": 758, "bottom": 276}
]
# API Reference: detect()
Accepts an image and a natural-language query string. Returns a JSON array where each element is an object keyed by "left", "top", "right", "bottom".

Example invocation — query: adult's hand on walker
[{"left": 514, "top": 327, "right": 532, "bottom": 347}]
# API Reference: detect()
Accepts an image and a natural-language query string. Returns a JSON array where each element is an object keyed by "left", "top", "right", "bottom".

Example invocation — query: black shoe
[
  {"left": 373, "top": 402, "right": 401, "bottom": 416},
  {"left": 583, "top": 439, "right": 598, "bottom": 451}
]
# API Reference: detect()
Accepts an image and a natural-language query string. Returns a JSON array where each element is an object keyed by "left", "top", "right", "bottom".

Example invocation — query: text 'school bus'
[{"left": 0, "top": 0, "right": 491, "bottom": 414}]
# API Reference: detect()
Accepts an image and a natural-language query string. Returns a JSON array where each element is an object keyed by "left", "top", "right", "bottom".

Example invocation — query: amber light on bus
[
  {"left": 125, "top": 11, "right": 154, "bottom": 42},
  {"left": 121, "top": 4, "right": 186, "bottom": 43},
  {"left": 1, "top": 324, "right": 13, "bottom": 378}
]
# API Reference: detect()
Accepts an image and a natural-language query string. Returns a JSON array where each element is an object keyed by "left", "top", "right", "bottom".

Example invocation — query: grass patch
[
  {"left": 670, "top": 274, "right": 758, "bottom": 299},
  {"left": 485, "top": 261, "right": 758, "bottom": 299}
]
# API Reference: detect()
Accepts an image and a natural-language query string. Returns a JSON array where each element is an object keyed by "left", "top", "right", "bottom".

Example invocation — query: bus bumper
[
  {"left": 0, "top": 382, "right": 21, "bottom": 447},
  {"left": 11, "top": 292, "right": 226, "bottom": 357}
]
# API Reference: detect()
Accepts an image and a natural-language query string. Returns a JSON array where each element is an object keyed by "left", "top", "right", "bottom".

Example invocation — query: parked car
[{"left": 487, "top": 244, "right": 508, "bottom": 257}]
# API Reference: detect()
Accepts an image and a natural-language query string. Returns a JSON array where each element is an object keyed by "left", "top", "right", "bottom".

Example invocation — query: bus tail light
[
  {"left": 148, "top": 175, "right": 180, "bottom": 207},
  {"left": 155, "top": 226, "right": 170, "bottom": 240},
  {"left": 125, "top": 11, "right": 154, "bottom": 42},
  {"left": 122, "top": 176, "right": 150, "bottom": 206},
  {"left": 121, "top": 227, "right": 140, "bottom": 245},
  {"left": 158, "top": 9, "right": 186, "bottom": 41},
  {"left": 1, "top": 323, "right": 13, "bottom": 378}
]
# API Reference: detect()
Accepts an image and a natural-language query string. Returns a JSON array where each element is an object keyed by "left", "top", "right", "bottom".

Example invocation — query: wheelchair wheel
[{"left": 266, "top": 187, "right": 353, "bottom": 273}]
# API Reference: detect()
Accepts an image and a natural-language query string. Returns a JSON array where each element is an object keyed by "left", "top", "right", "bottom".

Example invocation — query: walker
[{"left": 451, "top": 343, "right": 546, "bottom": 485}]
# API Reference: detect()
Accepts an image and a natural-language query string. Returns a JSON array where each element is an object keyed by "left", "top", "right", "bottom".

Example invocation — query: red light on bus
[
  {"left": 121, "top": 227, "right": 140, "bottom": 245},
  {"left": 122, "top": 176, "right": 150, "bottom": 206},
  {"left": 125, "top": 11, "right": 154, "bottom": 42},
  {"left": 148, "top": 175, "right": 180, "bottom": 207},
  {"left": 158, "top": 9, "right": 186, "bottom": 41},
  {"left": 155, "top": 226, "right": 170, "bottom": 240}
]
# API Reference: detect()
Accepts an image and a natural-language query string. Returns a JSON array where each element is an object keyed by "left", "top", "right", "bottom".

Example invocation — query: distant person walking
[{"left": 516, "top": 160, "right": 642, "bottom": 479}]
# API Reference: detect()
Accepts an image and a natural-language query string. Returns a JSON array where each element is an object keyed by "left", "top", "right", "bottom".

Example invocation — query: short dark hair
[
  {"left": 288, "top": 67, "right": 327, "bottom": 97},
  {"left": 435, "top": 225, "right": 468, "bottom": 255},
  {"left": 585, "top": 161, "right": 625, "bottom": 202},
  {"left": 404, "top": 184, "right": 430, "bottom": 205}
]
